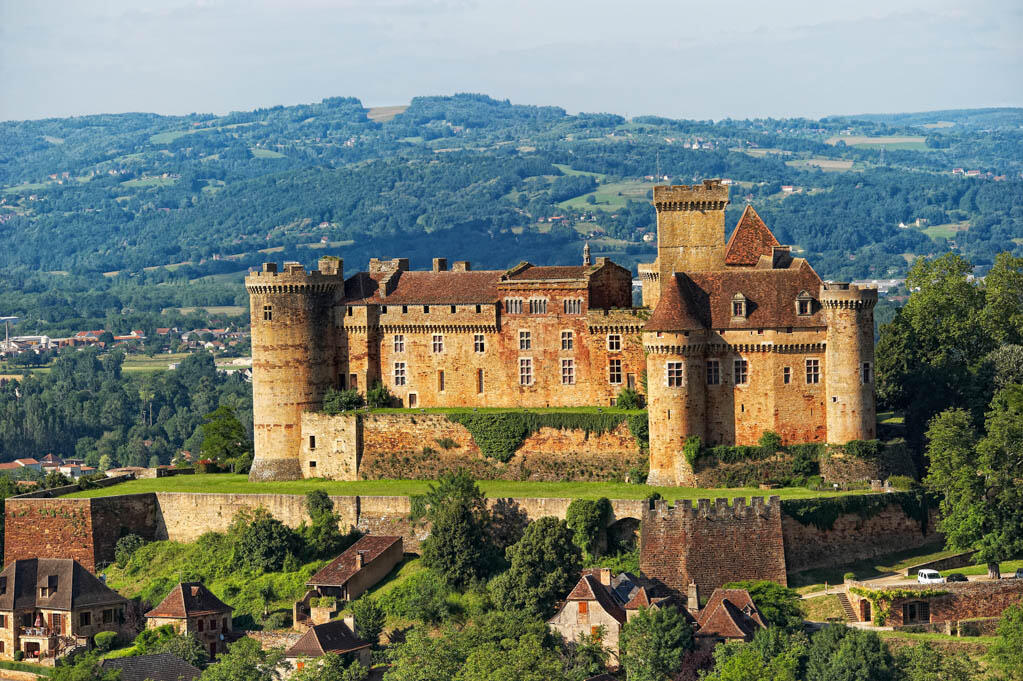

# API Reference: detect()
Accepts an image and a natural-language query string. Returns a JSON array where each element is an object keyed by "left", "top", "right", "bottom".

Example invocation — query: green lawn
[
  {"left": 552, "top": 163, "right": 606, "bottom": 179},
  {"left": 63, "top": 473, "right": 870, "bottom": 503},
  {"left": 558, "top": 179, "right": 655, "bottom": 211},
  {"left": 251, "top": 147, "right": 286, "bottom": 159},
  {"left": 922, "top": 221, "right": 969, "bottom": 241},
  {"left": 941, "top": 560, "right": 1023, "bottom": 577},
  {"left": 801, "top": 594, "right": 844, "bottom": 621},
  {"left": 789, "top": 541, "right": 958, "bottom": 594},
  {"left": 168, "top": 305, "right": 247, "bottom": 315},
  {"left": 121, "top": 353, "right": 194, "bottom": 374},
  {"left": 121, "top": 176, "right": 179, "bottom": 188}
]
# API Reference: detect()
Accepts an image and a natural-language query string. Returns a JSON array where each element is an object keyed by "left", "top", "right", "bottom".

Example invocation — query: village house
[
  {"left": 693, "top": 588, "right": 766, "bottom": 647},
  {"left": 99, "top": 653, "right": 201, "bottom": 681},
  {"left": 0, "top": 558, "right": 130, "bottom": 662},
  {"left": 284, "top": 617, "right": 371, "bottom": 674},
  {"left": 305, "top": 536, "right": 402, "bottom": 603},
  {"left": 144, "top": 582, "right": 234, "bottom": 658}
]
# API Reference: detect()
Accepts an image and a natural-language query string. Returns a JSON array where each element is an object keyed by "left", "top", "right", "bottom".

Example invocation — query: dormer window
[
  {"left": 731, "top": 293, "right": 748, "bottom": 320},
  {"left": 796, "top": 291, "right": 814, "bottom": 316}
]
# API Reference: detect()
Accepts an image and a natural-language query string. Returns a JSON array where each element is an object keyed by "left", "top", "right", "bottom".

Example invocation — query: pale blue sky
[{"left": 1, "top": 0, "right": 1020, "bottom": 121}]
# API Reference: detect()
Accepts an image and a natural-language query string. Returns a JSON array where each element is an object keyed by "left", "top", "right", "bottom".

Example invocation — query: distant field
[
  {"left": 366, "top": 105, "right": 408, "bottom": 122},
  {"left": 121, "top": 353, "right": 193, "bottom": 374},
  {"left": 189, "top": 271, "right": 248, "bottom": 284},
  {"left": 826, "top": 135, "right": 928, "bottom": 150},
  {"left": 553, "top": 163, "right": 606, "bottom": 179},
  {"left": 166, "top": 305, "right": 246, "bottom": 315},
  {"left": 121, "top": 176, "right": 178, "bottom": 188},
  {"left": 63, "top": 473, "right": 869, "bottom": 503},
  {"left": 922, "top": 221, "right": 969, "bottom": 241},
  {"left": 786, "top": 158, "right": 856, "bottom": 172},
  {"left": 2, "top": 182, "right": 49, "bottom": 194},
  {"left": 559, "top": 179, "right": 655, "bottom": 211},
  {"left": 250, "top": 148, "right": 286, "bottom": 159},
  {"left": 735, "top": 148, "right": 793, "bottom": 157}
]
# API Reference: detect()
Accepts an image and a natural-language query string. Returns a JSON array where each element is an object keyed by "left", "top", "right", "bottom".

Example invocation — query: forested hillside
[{"left": 1, "top": 94, "right": 1022, "bottom": 334}]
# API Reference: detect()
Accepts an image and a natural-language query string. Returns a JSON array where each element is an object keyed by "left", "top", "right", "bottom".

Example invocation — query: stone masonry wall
[
  {"left": 781, "top": 504, "right": 940, "bottom": 574},
  {"left": 847, "top": 579, "right": 1023, "bottom": 625},
  {"left": 640, "top": 496, "right": 787, "bottom": 597}
]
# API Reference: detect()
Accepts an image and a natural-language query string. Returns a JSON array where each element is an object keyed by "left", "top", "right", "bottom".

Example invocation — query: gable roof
[
  {"left": 0, "top": 559, "right": 127, "bottom": 612},
  {"left": 100, "top": 653, "right": 201, "bottom": 681},
  {"left": 504, "top": 263, "right": 592, "bottom": 281},
  {"left": 343, "top": 269, "right": 504, "bottom": 305},
  {"left": 307, "top": 536, "right": 402, "bottom": 588},
  {"left": 564, "top": 573, "right": 626, "bottom": 623},
  {"left": 285, "top": 619, "right": 370, "bottom": 658},
  {"left": 696, "top": 589, "right": 766, "bottom": 640},
  {"left": 644, "top": 274, "right": 706, "bottom": 332},
  {"left": 724, "top": 205, "right": 780, "bottom": 266},
  {"left": 145, "top": 582, "right": 233, "bottom": 619}
]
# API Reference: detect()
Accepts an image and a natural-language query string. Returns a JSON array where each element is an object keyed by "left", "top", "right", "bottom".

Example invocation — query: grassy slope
[
  {"left": 789, "top": 541, "right": 957, "bottom": 594},
  {"left": 65, "top": 473, "right": 869, "bottom": 502}
]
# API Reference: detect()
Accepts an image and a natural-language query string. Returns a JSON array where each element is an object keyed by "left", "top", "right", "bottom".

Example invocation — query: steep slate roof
[
  {"left": 0, "top": 559, "right": 126, "bottom": 612},
  {"left": 645, "top": 260, "right": 824, "bottom": 332},
  {"left": 696, "top": 589, "right": 766, "bottom": 641},
  {"left": 285, "top": 619, "right": 370, "bottom": 658},
  {"left": 724, "top": 205, "right": 780, "bottom": 266},
  {"left": 100, "top": 653, "right": 201, "bottom": 681},
  {"left": 343, "top": 269, "right": 505, "bottom": 305},
  {"left": 567, "top": 574, "right": 627, "bottom": 623},
  {"left": 307, "top": 536, "right": 402, "bottom": 588},
  {"left": 145, "top": 582, "right": 233, "bottom": 619}
]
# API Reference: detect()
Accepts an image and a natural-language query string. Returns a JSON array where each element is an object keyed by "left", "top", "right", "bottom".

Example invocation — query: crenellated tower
[
  {"left": 245, "top": 257, "right": 346, "bottom": 481},
  {"left": 820, "top": 282, "right": 878, "bottom": 444}
]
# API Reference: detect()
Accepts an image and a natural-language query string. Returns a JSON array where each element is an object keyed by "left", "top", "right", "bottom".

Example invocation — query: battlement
[
  {"left": 653, "top": 180, "right": 729, "bottom": 211},
  {"left": 245, "top": 260, "right": 344, "bottom": 292},
  {"left": 819, "top": 282, "right": 878, "bottom": 308},
  {"left": 646, "top": 495, "right": 781, "bottom": 520}
]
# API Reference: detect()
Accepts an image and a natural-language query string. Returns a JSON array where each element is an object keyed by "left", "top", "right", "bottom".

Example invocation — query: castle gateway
[{"left": 246, "top": 180, "right": 876, "bottom": 485}]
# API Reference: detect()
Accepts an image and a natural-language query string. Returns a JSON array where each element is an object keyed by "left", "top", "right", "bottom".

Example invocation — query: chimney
[
  {"left": 355, "top": 552, "right": 365, "bottom": 569},
  {"left": 687, "top": 581, "right": 700, "bottom": 616},
  {"left": 343, "top": 613, "right": 356, "bottom": 637},
  {"left": 432, "top": 258, "right": 448, "bottom": 272},
  {"left": 599, "top": 568, "right": 612, "bottom": 586},
  {"left": 772, "top": 246, "right": 792, "bottom": 269},
  {"left": 452, "top": 261, "right": 471, "bottom": 272},
  {"left": 583, "top": 243, "right": 591, "bottom": 266}
]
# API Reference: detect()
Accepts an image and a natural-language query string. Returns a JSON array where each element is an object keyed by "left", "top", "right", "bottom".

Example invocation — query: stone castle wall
[{"left": 846, "top": 579, "right": 1023, "bottom": 626}]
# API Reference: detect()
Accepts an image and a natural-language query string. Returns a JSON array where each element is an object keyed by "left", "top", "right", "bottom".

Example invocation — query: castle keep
[{"left": 246, "top": 180, "right": 877, "bottom": 484}]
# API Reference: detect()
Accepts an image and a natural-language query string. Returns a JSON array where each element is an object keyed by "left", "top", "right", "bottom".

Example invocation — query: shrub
[
  {"left": 841, "top": 439, "right": 883, "bottom": 459},
  {"left": 323, "top": 388, "right": 364, "bottom": 414},
  {"left": 262, "top": 611, "right": 292, "bottom": 629},
  {"left": 379, "top": 569, "right": 451, "bottom": 623},
  {"left": 94, "top": 631, "right": 119, "bottom": 652},
  {"left": 616, "top": 388, "right": 644, "bottom": 409},
  {"left": 683, "top": 435, "right": 702, "bottom": 468},
  {"left": 843, "top": 572, "right": 856, "bottom": 581},
  {"left": 626, "top": 413, "right": 649, "bottom": 448},
  {"left": 351, "top": 597, "right": 386, "bottom": 647},
  {"left": 13, "top": 651, "right": 23, "bottom": 661},
  {"left": 888, "top": 475, "right": 918, "bottom": 491},
  {"left": 565, "top": 498, "right": 612, "bottom": 558},
  {"left": 435, "top": 437, "right": 459, "bottom": 450},
  {"left": 115, "top": 534, "right": 147, "bottom": 569},
  {"left": 366, "top": 381, "right": 395, "bottom": 408},
  {"left": 229, "top": 507, "right": 302, "bottom": 572},
  {"left": 310, "top": 596, "right": 337, "bottom": 609},
  {"left": 758, "top": 431, "right": 783, "bottom": 455}
]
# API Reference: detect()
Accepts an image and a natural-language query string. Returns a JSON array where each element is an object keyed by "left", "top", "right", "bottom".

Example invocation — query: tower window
[
  {"left": 477, "top": 369, "right": 484, "bottom": 394},
  {"left": 731, "top": 294, "right": 748, "bottom": 319},
  {"left": 450, "top": 305, "right": 456, "bottom": 314},
  {"left": 706, "top": 360, "right": 720, "bottom": 385},
  {"left": 380, "top": 305, "right": 387, "bottom": 314},
  {"left": 783, "top": 367, "right": 791, "bottom": 384},
  {"left": 432, "top": 334, "right": 444, "bottom": 353},
  {"left": 861, "top": 362, "right": 872, "bottom": 384},
  {"left": 607, "top": 333, "right": 622, "bottom": 352},
  {"left": 423, "top": 305, "right": 430, "bottom": 314},
  {"left": 561, "top": 330, "right": 574, "bottom": 350},
  {"left": 475, "top": 304, "right": 482, "bottom": 313},
  {"left": 474, "top": 333, "right": 485, "bottom": 353},
  {"left": 519, "top": 330, "right": 531, "bottom": 350},
  {"left": 561, "top": 359, "right": 575, "bottom": 385},
  {"left": 263, "top": 305, "right": 272, "bottom": 321},
  {"left": 529, "top": 298, "right": 547, "bottom": 314},
  {"left": 506, "top": 298, "right": 523, "bottom": 314},
  {"left": 309, "top": 436, "right": 316, "bottom": 450},
  {"left": 394, "top": 334, "right": 405, "bottom": 352},
  {"left": 393, "top": 362, "right": 407, "bottom": 386},
  {"left": 438, "top": 370, "right": 445, "bottom": 392},
  {"left": 564, "top": 299, "right": 582, "bottom": 314},
  {"left": 796, "top": 292, "right": 814, "bottom": 316},
  {"left": 666, "top": 361, "right": 684, "bottom": 387},
  {"left": 734, "top": 359, "right": 748, "bottom": 385},
  {"left": 608, "top": 359, "right": 622, "bottom": 384},
  {"left": 519, "top": 358, "right": 533, "bottom": 386},
  {"left": 806, "top": 358, "right": 820, "bottom": 384}
]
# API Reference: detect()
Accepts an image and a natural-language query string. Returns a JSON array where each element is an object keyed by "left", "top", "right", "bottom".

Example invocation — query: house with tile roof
[
  {"left": 99, "top": 653, "right": 201, "bottom": 681},
  {"left": 245, "top": 179, "right": 877, "bottom": 486},
  {"left": 145, "top": 583, "right": 234, "bottom": 659},
  {"left": 694, "top": 588, "right": 766, "bottom": 646},
  {"left": 0, "top": 558, "right": 130, "bottom": 662},
  {"left": 285, "top": 617, "right": 371, "bottom": 672}
]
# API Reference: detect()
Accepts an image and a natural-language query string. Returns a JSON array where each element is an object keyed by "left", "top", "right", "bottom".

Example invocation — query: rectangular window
[
  {"left": 347, "top": 307, "right": 353, "bottom": 317},
  {"left": 394, "top": 334, "right": 405, "bottom": 352},
  {"left": 438, "top": 370, "right": 445, "bottom": 392},
  {"left": 519, "top": 358, "right": 533, "bottom": 386},
  {"left": 474, "top": 333, "right": 485, "bottom": 353},
  {"left": 450, "top": 305, "right": 456, "bottom": 314},
  {"left": 198, "top": 619, "right": 204, "bottom": 632},
  {"left": 806, "top": 358, "right": 820, "bottom": 384},
  {"left": 798, "top": 299, "right": 811, "bottom": 315},
  {"left": 309, "top": 435, "right": 316, "bottom": 450},
  {"left": 590, "top": 625, "right": 602, "bottom": 640},
  {"left": 609, "top": 359, "right": 622, "bottom": 384},
  {"left": 475, "top": 304, "right": 482, "bottom": 314},
  {"left": 607, "top": 334, "right": 622, "bottom": 352},
  {"left": 380, "top": 305, "right": 387, "bottom": 314},
  {"left": 563, "top": 299, "right": 582, "bottom": 314},
  {"left": 393, "top": 362, "right": 407, "bottom": 387},
  {"left": 309, "top": 461, "right": 316, "bottom": 469},
  {"left": 783, "top": 367, "right": 791, "bottom": 384},
  {"left": 477, "top": 369, "right": 484, "bottom": 394},
  {"left": 51, "top": 613, "right": 62, "bottom": 634},
  {"left": 529, "top": 299, "right": 547, "bottom": 314},
  {"left": 0, "top": 614, "right": 6, "bottom": 628},
  {"left": 706, "top": 360, "right": 720, "bottom": 385},
  {"left": 102, "top": 609, "right": 113, "bottom": 624},
  {"left": 506, "top": 298, "right": 522, "bottom": 314},
  {"left": 861, "top": 362, "right": 872, "bottom": 384},
  {"left": 734, "top": 359, "right": 749, "bottom": 385},
  {"left": 666, "top": 361, "right": 684, "bottom": 387},
  {"left": 519, "top": 330, "right": 531, "bottom": 350},
  {"left": 423, "top": 305, "right": 430, "bottom": 314},
  {"left": 79, "top": 612, "right": 90, "bottom": 627},
  {"left": 561, "top": 359, "right": 575, "bottom": 385},
  {"left": 402, "top": 305, "right": 408, "bottom": 314},
  {"left": 262, "top": 305, "right": 272, "bottom": 321},
  {"left": 561, "top": 330, "right": 573, "bottom": 350},
  {"left": 578, "top": 601, "right": 588, "bottom": 615},
  {"left": 432, "top": 334, "right": 444, "bottom": 353},
  {"left": 210, "top": 618, "right": 217, "bottom": 630},
  {"left": 732, "top": 301, "right": 745, "bottom": 317}
]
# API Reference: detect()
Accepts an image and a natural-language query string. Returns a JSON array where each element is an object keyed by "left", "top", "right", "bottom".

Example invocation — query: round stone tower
[
  {"left": 645, "top": 331, "right": 706, "bottom": 486},
  {"left": 246, "top": 257, "right": 345, "bottom": 481},
  {"left": 820, "top": 282, "right": 878, "bottom": 444}
]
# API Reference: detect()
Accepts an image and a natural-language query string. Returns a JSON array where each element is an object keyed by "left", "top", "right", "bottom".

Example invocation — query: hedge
[
  {"left": 781, "top": 491, "right": 934, "bottom": 533},
  {"left": 0, "top": 660, "right": 54, "bottom": 676},
  {"left": 446, "top": 411, "right": 648, "bottom": 462}
]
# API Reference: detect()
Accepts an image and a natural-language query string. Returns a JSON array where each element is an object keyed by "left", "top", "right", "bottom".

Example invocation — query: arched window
[{"left": 731, "top": 294, "right": 748, "bottom": 320}]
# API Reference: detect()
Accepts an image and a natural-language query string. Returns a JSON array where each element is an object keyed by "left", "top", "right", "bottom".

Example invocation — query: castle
[{"left": 245, "top": 180, "right": 877, "bottom": 485}]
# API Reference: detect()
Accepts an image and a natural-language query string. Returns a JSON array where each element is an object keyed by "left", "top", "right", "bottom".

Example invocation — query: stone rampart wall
[{"left": 847, "top": 579, "right": 1023, "bottom": 626}]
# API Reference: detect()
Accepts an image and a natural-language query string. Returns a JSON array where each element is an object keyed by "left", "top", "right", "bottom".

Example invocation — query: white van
[{"left": 917, "top": 569, "right": 945, "bottom": 584}]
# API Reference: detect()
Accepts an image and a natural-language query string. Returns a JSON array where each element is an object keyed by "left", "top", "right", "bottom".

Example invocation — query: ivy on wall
[
  {"left": 849, "top": 585, "right": 950, "bottom": 626},
  {"left": 445, "top": 411, "right": 648, "bottom": 463},
  {"left": 781, "top": 491, "right": 935, "bottom": 533}
]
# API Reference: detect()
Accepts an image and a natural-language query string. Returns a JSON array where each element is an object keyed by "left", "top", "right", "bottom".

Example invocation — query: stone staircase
[{"left": 836, "top": 593, "right": 857, "bottom": 622}]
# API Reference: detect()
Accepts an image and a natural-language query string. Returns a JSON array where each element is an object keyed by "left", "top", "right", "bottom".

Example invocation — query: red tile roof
[
  {"left": 285, "top": 619, "right": 369, "bottom": 658},
  {"left": 505, "top": 264, "right": 592, "bottom": 281},
  {"left": 0, "top": 559, "right": 127, "bottom": 611},
  {"left": 724, "top": 205, "right": 780, "bottom": 266},
  {"left": 565, "top": 574, "right": 626, "bottom": 624},
  {"left": 145, "top": 582, "right": 233, "bottom": 619},
  {"left": 696, "top": 589, "right": 765, "bottom": 641},
  {"left": 307, "top": 536, "right": 402, "bottom": 588},
  {"left": 343, "top": 270, "right": 504, "bottom": 305}
]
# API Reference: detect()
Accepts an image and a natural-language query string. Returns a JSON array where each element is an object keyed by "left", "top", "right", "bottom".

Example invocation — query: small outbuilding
[{"left": 145, "top": 582, "right": 234, "bottom": 659}]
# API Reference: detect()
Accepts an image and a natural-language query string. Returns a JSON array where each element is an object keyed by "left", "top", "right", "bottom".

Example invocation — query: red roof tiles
[
  {"left": 724, "top": 206, "right": 780, "bottom": 267},
  {"left": 145, "top": 582, "right": 233, "bottom": 619},
  {"left": 696, "top": 589, "right": 765, "bottom": 641},
  {"left": 285, "top": 619, "right": 369, "bottom": 658},
  {"left": 307, "top": 536, "right": 402, "bottom": 588},
  {"left": 343, "top": 270, "right": 504, "bottom": 305}
]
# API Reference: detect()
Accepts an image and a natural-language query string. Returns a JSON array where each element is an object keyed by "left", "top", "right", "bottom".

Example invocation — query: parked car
[
  {"left": 1010, "top": 568, "right": 1023, "bottom": 579},
  {"left": 945, "top": 573, "right": 968, "bottom": 583},
  {"left": 917, "top": 569, "right": 946, "bottom": 584}
]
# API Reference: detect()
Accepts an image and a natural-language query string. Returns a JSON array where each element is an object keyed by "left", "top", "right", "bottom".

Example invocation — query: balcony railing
[{"left": 19, "top": 626, "right": 56, "bottom": 637}]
